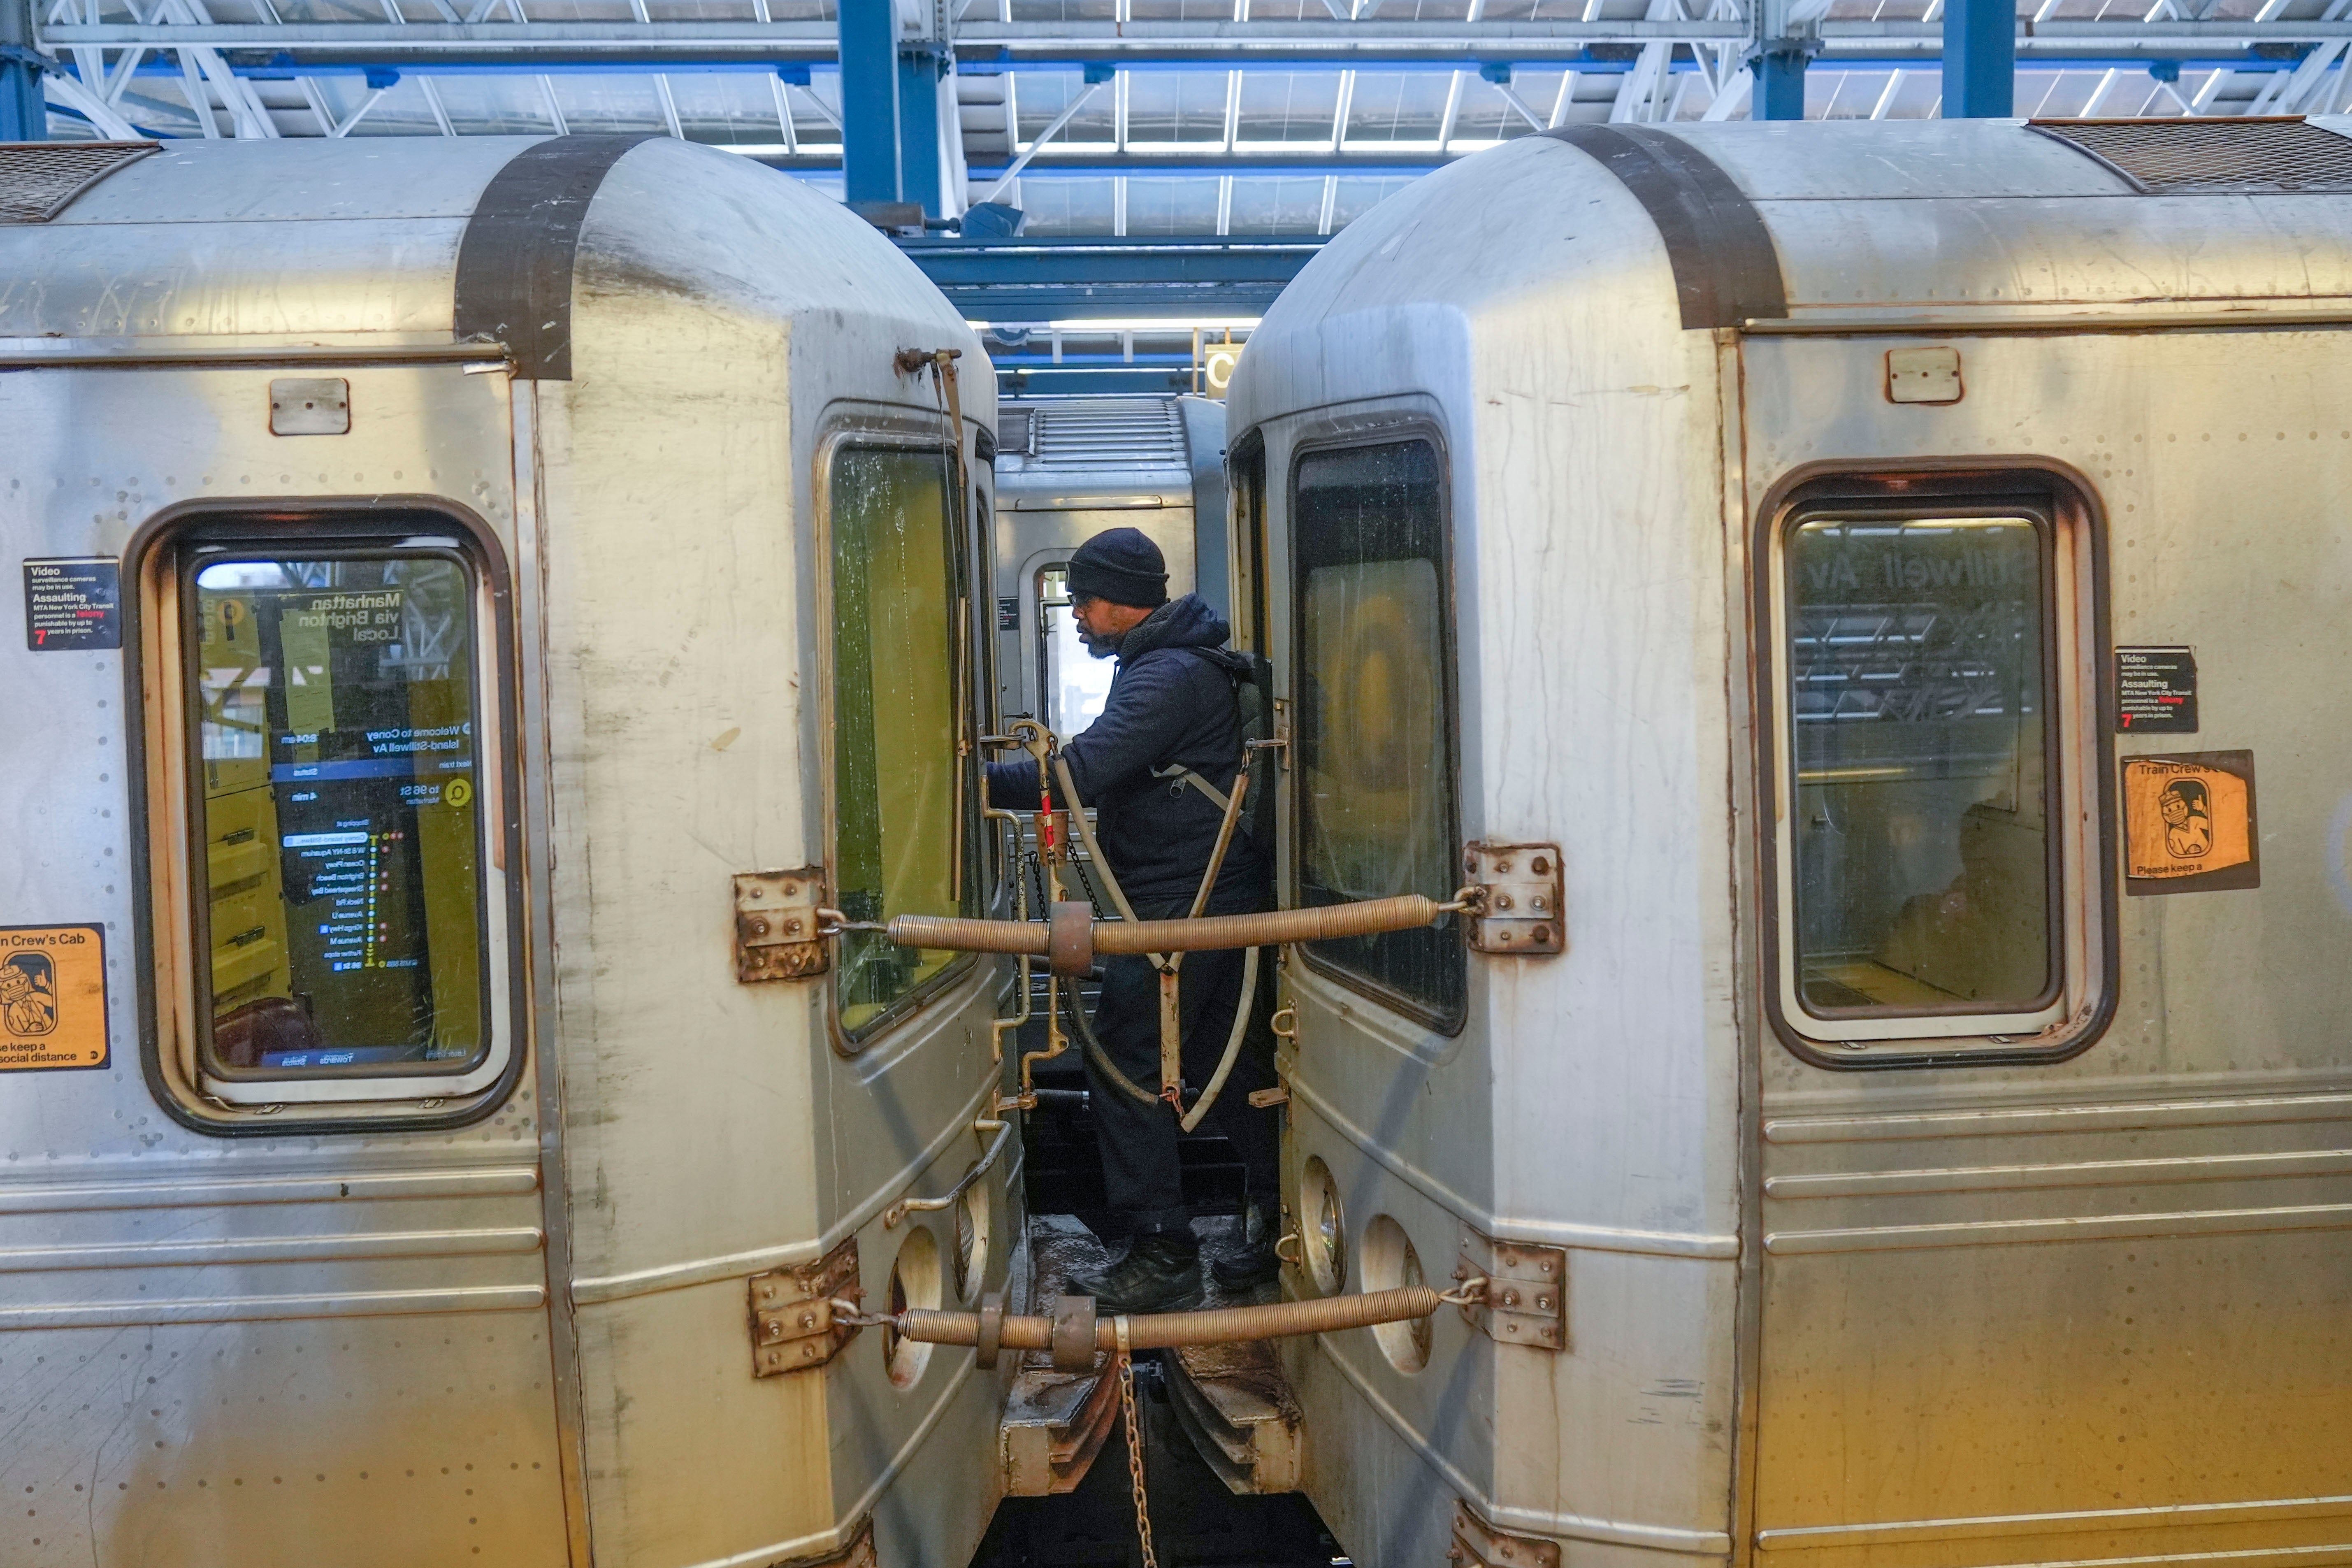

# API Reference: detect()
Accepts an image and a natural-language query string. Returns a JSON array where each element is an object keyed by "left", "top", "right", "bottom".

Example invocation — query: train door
[
  {"left": 1234, "top": 408, "right": 1514, "bottom": 1568},
  {"left": 0, "top": 358, "right": 574, "bottom": 1568},
  {"left": 995, "top": 502, "right": 1198, "bottom": 741},
  {"left": 1739, "top": 328, "right": 2352, "bottom": 1568},
  {"left": 808, "top": 412, "right": 1012, "bottom": 1563}
]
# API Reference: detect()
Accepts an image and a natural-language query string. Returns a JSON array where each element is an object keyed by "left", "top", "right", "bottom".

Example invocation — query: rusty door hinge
[
  {"left": 750, "top": 1237, "right": 860, "bottom": 1376},
  {"left": 1457, "top": 1230, "right": 1567, "bottom": 1351},
  {"left": 735, "top": 867, "right": 829, "bottom": 983},
  {"left": 1450, "top": 1501, "right": 1560, "bottom": 1568},
  {"left": 1463, "top": 843, "right": 1564, "bottom": 955}
]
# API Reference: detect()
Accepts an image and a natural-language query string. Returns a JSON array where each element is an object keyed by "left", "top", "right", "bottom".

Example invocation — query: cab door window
[
  {"left": 1762, "top": 473, "right": 2110, "bottom": 1064},
  {"left": 186, "top": 550, "right": 489, "bottom": 1079},
  {"left": 831, "top": 443, "right": 979, "bottom": 1038},
  {"left": 1784, "top": 516, "right": 2058, "bottom": 1017},
  {"left": 1291, "top": 437, "right": 1465, "bottom": 1031},
  {"left": 1036, "top": 562, "right": 1115, "bottom": 740}
]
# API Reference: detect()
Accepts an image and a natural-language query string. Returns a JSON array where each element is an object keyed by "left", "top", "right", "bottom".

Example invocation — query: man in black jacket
[{"left": 985, "top": 527, "right": 1278, "bottom": 1313}]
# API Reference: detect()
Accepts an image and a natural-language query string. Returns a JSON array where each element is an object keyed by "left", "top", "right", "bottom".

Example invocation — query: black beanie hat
[{"left": 1066, "top": 527, "right": 1169, "bottom": 609}]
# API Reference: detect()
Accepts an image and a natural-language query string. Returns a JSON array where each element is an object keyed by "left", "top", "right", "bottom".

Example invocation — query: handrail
[{"left": 883, "top": 1114, "right": 1014, "bottom": 1229}]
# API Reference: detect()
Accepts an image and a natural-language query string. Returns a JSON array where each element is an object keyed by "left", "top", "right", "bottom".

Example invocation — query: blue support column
[
  {"left": 1941, "top": 0, "right": 2016, "bottom": 117},
  {"left": 1756, "top": 45, "right": 1809, "bottom": 120},
  {"left": 839, "top": 0, "right": 901, "bottom": 207},
  {"left": 898, "top": 46, "right": 943, "bottom": 220},
  {"left": 2, "top": 0, "right": 46, "bottom": 142}
]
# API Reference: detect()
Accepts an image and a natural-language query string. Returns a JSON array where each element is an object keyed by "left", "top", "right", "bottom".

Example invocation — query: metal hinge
[
  {"left": 735, "top": 867, "right": 829, "bottom": 983},
  {"left": 1463, "top": 842, "right": 1564, "bottom": 956},
  {"left": 1457, "top": 1230, "right": 1567, "bottom": 1352},
  {"left": 1450, "top": 1501, "right": 1560, "bottom": 1568},
  {"left": 749, "top": 1237, "right": 860, "bottom": 1376}
]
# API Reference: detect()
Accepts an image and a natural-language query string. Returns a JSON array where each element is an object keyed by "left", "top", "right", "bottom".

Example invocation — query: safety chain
[{"left": 1114, "top": 1317, "right": 1159, "bottom": 1568}]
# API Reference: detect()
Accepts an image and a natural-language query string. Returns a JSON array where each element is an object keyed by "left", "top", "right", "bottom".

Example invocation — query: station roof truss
[{"left": 26, "top": 0, "right": 2352, "bottom": 239}]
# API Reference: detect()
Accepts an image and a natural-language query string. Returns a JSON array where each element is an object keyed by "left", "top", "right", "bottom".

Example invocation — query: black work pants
[{"left": 1085, "top": 883, "right": 1279, "bottom": 1240}]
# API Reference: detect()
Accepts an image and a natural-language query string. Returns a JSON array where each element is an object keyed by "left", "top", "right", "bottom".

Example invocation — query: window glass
[
  {"left": 833, "top": 445, "right": 975, "bottom": 1036},
  {"left": 1784, "top": 515, "right": 2057, "bottom": 1017},
  {"left": 188, "top": 552, "right": 486, "bottom": 1077},
  {"left": 1293, "top": 439, "right": 1464, "bottom": 1027},
  {"left": 1037, "top": 563, "right": 1116, "bottom": 740}
]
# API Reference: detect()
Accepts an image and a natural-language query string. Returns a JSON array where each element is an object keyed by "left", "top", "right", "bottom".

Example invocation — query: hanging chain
[{"left": 1114, "top": 1317, "right": 1159, "bottom": 1568}]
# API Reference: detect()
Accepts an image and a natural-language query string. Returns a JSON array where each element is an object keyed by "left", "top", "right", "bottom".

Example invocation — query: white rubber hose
[{"left": 1179, "top": 942, "right": 1259, "bottom": 1133}]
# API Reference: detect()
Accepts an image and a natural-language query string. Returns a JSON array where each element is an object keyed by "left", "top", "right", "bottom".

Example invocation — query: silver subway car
[
  {"left": 991, "top": 394, "right": 1228, "bottom": 738},
  {"left": 0, "top": 137, "right": 1009, "bottom": 1567},
  {"left": 1228, "top": 117, "right": 2352, "bottom": 1568}
]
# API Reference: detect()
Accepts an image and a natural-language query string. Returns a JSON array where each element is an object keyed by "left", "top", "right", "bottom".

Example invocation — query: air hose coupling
[{"left": 898, "top": 1278, "right": 1489, "bottom": 1367}]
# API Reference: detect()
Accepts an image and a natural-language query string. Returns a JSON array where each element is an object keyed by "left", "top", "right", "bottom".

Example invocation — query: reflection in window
[
  {"left": 188, "top": 553, "right": 486, "bottom": 1078},
  {"left": 832, "top": 445, "right": 976, "bottom": 1036},
  {"left": 1293, "top": 439, "right": 1464, "bottom": 1028},
  {"left": 1037, "top": 563, "right": 1117, "bottom": 741},
  {"left": 1785, "top": 516, "right": 2057, "bottom": 1017}
]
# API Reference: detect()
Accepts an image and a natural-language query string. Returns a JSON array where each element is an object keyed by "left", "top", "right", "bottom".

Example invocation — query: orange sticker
[
  {"left": 2123, "top": 752, "right": 2259, "bottom": 896},
  {"left": 0, "top": 926, "right": 109, "bottom": 1071}
]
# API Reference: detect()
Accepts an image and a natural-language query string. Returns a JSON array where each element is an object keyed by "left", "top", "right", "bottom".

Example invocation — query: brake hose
[{"left": 1062, "top": 974, "right": 1158, "bottom": 1107}]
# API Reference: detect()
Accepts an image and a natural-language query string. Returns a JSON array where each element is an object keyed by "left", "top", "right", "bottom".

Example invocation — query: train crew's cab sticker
[
  {"left": 0, "top": 926, "right": 108, "bottom": 1070},
  {"left": 2123, "top": 752, "right": 2258, "bottom": 895},
  {"left": 2115, "top": 646, "right": 2197, "bottom": 732},
  {"left": 21, "top": 558, "right": 122, "bottom": 651}
]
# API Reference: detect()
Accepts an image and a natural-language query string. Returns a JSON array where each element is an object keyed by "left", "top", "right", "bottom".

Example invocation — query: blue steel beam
[
  {"left": 123, "top": 51, "right": 2305, "bottom": 78},
  {"left": 2, "top": 0, "right": 43, "bottom": 140},
  {"left": 961, "top": 154, "right": 1450, "bottom": 176},
  {"left": 1756, "top": 46, "right": 1808, "bottom": 119},
  {"left": 838, "top": 0, "right": 898, "bottom": 206},
  {"left": 999, "top": 367, "right": 1199, "bottom": 393},
  {"left": 49, "top": 18, "right": 2344, "bottom": 63},
  {"left": 899, "top": 44, "right": 944, "bottom": 218},
  {"left": 1943, "top": 0, "right": 2018, "bottom": 114},
  {"left": 898, "top": 235, "right": 1322, "bottom": 323}
]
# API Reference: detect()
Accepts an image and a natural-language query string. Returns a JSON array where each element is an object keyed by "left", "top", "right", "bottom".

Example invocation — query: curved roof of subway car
[
  {"left": 0, "top": 136, "right": 965, "bottom": 344},
  {"left": 1229, "top": 118, "right": 2352, "bottom": 422}
]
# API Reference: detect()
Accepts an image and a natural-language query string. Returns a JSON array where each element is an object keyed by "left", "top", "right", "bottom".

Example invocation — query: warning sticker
[
  {"left": 2116, "top": 646, "right": 2197, "bottom": 734},
  {"left": 22, "top": 558, "right": 122, "bottom": 652},
  {"left": 0, "top": 926, "right": 109, "bottom": 1071},
  {"left": 2123, "top": 751, "right": 2259, "bottom": 896}
]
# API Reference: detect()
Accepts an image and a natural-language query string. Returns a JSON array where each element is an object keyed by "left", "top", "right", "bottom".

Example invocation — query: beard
[{"left": 1080, "top": 627, "right": 1122, "bottom": 659}]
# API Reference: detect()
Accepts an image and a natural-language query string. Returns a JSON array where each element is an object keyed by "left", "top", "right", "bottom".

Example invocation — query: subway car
[
  {"left": 1225, "top": 115, "right": 2352, "bottom": 1568},
  {"left": 0, "top": 135, "right": 1011, "bottom": 1568}
]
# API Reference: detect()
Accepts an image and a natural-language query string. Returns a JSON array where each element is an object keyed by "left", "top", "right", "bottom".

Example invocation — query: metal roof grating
[
  {"left": 0, "top": 142, "right": 158, "bottom": 223},
  {"left": 2030, "top": 118, "right": 2352, "bottom": 193},
  {"left": 1026, "top": 398, "right": 1188, "bottom": 467},
  {"left": 998, "top": 407, "right": 1036, "bottom": 455}
]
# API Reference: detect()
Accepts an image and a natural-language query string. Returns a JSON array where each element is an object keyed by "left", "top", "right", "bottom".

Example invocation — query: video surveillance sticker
[
  {"left": 0, "top": 926, "right": 109, "bottom": 1071},
  {"left": 2115, "top": 646, "right": 2196, "bottom": 733},
  {"left": 2123, "top": 751, "right": 2258, "bottom": 896},
  {"left": 22, "top": 558, "right": 122, "bottom": 651}
]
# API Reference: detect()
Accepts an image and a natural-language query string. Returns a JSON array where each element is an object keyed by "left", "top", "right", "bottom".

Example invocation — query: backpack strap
[
  {"left": 1149, "top": 762, "right": 1232, "bottom": 812},
  {"left": 1145, "top": 644, "right": 1254, "bottom": 813}
]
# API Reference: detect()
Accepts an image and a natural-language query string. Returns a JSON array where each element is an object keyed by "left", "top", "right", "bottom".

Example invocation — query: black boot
[
  {"left": 1210, "top": 1203, "right": 1279, "bottom": 1292},
  {"left": 1068, "top": 1231, "right": 1204, "bottom": 1315}
]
